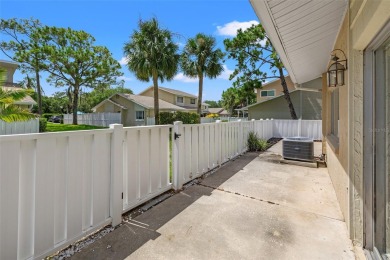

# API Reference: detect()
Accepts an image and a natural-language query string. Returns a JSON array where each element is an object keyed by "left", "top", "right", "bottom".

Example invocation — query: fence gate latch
[{"left": 174, "top": 133, "right": 181, "bottom": 140}]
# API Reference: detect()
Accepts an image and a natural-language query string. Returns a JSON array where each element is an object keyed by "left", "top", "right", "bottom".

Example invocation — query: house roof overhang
[{"left": 250, "top": 0, "right": 348, "bottom": 84}]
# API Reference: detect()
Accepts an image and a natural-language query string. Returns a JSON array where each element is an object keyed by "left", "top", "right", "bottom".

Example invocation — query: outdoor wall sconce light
[{"left": 327, "top": 49, "right": 347, "bottom": 87}]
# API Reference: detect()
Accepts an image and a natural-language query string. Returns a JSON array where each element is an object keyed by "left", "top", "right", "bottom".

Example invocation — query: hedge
[
  {"left": 39, "top": 118, "right": 47, "bottom": 132},
  {"left": 159, "top": 111, "right": 200, "bottom": 125}
]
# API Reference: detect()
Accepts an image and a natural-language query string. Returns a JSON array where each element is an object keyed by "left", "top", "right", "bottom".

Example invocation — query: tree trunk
[
  {"left": 197, "top": 73, "right": 203, "bottom": 116},
  {"left": 72, "top": 86, "right": 79, "bottom": 125},
  {"left": 67, "top": 87, "right": 73, "bottom": 115},
  {"left": 279, "top": 68, "right": 298, "bottom": 119},
  {"left": 35, "top": 67, "right": 42, "bottom": 115},
  {"left": 152, "top": 73, "right": 160, "bottom": 125}
]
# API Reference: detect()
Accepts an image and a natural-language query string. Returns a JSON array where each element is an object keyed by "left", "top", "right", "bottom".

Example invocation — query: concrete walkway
[{"left": 72, "top": 142, "right": 355, "bottom": 260}]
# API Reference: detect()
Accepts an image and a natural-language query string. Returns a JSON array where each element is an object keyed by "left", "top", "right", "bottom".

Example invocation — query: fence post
[
  {"left": 173, "top": 121, "right": 183, "bottom": 190},
  {"left": 251, "top": 119, "right": 255, "bottom": 132},
  {"left": 110, "top": 124, "right": 124, "bottom": 226}
]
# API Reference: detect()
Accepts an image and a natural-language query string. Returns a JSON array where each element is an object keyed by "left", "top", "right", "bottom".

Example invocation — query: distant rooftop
[
  {"left": 139, "top": 86, "right": 197, "bottom": 99},
  {"left": 123, "top": 94, "right": 186, "bottom": 110}
]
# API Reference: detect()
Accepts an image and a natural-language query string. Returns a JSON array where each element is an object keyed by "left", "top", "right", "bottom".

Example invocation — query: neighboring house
[
  {"left": 248, "top": 77, "right": 322, "bottom": 120},
  {"left": 251, "top": 0, "right": 390, "bottom": 257},
  {"left": 0, "top": 60, "right": 36, "bottom": 110},
  {"left": 255, "top": 75, "right": 295, "bottom": 103},
  {"left": 138, "top": 86, "right": 209, "bottom": 115},
  {"left": 207, "top": 107, "right": 230, "bottom": 117},
  {"left": 92, "top": 93, "right": 185, "bottom": 126}
]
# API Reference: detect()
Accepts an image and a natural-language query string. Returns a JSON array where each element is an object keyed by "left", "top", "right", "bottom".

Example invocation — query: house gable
[{"left": 256, "top": 76, "right": 295, "bottom": 103}]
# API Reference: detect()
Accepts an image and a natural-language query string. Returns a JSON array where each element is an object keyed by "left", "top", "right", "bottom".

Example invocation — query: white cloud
[
  {"left": 174, "top": 73, "right": 198, "bottom": 83},
  {"left": 218, "top": 65, "right": 234, "bottom": 80},
  {"left": 216, "top": 20, "right": 259, "bottom": 37},
  {"left": 118, "top": 57, "right": 129, "bottom": 65},
  {"left": 118, "top": 76, "right": 132, "bottom": 81}
]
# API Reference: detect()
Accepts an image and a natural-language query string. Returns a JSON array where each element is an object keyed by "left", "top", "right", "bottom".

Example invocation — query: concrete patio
[{"left": 71, "top": 141, "right": 355, "bottom": 260}]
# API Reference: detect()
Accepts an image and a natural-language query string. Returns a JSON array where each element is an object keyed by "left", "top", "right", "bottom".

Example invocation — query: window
[
  {"left": 190, "top": 98, "right": 196, "bottom": 104},
  {"left": 177, "top": 96, "right": 184, "bottom": 103},
  {"left": 260, "top": 90, "right": 275, "bottom": 97},
  {"left": 330, "top": 88, "right": 339, "bottom": 137},
  {"left": 135, "top": 111, "right": 144, "bottom": 120}
]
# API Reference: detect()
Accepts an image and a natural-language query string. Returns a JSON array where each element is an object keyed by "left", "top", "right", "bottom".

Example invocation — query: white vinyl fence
[
  {"left": 0, "top": 118, "right": 39, "bottom": 135},
  {"left": 0, "top": 119, "right": 322, "bottom": 259},
  {"left": 227, "top": 117, "right": 249, "bottom": 122},
  {"left": 64, "top": 113, "right": 121, "bottom": 127},
  {"left": 200, "top": 117, "right": 216, "bottom": 124},
  {"left": 271, "top": 119, "right": 322, "bottom": 140},
  {"left": 173, "top": 121, "right": 254, "bottom": 187},
  {"left": 146, "top": 117, "right": 155, "bottom": 126}
]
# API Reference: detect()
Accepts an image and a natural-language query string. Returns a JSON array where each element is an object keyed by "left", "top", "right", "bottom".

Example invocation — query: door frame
[{"left": 363, "top": 21, "right": 390, "bottom": 257}]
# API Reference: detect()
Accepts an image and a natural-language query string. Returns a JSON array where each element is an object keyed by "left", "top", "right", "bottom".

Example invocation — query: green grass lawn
[{"left": 46, "top": 122, "right": 107, "bottom": 132}]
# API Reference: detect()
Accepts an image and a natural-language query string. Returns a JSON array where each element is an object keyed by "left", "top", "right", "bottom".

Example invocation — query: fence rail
[
  {"left": 0, "top": 118, "right": 39, "bottom": 135},
  {"left": 0, "top": 119, "right": 322, "bottom": 259},
  {"left": 64, "top": 113, "right": 121, "bottom": 127}
]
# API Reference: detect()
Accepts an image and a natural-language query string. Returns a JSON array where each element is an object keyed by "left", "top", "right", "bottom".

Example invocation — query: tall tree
[
  {"left": 181, "top": 34, "right": 224, "bottom": 115},
  {"left": 124, "top": 18, "right": 179, "bottom": 125},
  {"left": 0, "top": 68, "right": 36, "bottom": 122},
  {"left": 0, "top": 18, "right": 46, "bottom": 115},
  {"left": 221, "top": 87, "right": 239, "bottom": 115},
  {"left": 224, "top": 24, "right": 297, "bottom": 119},
  {"left": 40, "top": 26, "right": 123, "bottom": 124},
  {"left": 204, "top": 100, "right": 222, "bottom": 108}
]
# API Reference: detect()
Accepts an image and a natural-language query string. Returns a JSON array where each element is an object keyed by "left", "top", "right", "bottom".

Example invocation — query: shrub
[
  {"left": 159, "top": 111, "right": 200, "bottom": 125},
  {"left": 247, "top": 131, "right": 268, "bottom": 151},
  {"left": 176, "top": 111, "right": 200, "bottom": 124},
  {"left": 206, "top": 113, "right": 219, "bottom": 119},
  {"left": 39, "top": 118, "right": 47, "bottom": 132},
  {"left": 159, "top": 112, "right": 175, "bottom": 125},
  {"left": 257, "top": 138, "right": 268, "bottom": 151}
]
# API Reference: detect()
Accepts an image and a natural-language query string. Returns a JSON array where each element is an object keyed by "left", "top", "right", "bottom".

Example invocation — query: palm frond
[
  {"left": 0, "top": 88, "right": 34, "bottom": 105},
  {"left": 0, "top": 106, "right": 37, "bottom": 122}
]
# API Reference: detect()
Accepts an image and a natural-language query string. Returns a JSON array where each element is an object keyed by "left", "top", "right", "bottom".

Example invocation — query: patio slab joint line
[{"left": 197, "top": 183, "right": 345, "bottom": 223}]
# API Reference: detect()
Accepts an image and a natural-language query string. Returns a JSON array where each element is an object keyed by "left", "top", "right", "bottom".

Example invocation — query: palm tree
[
  {"left": 123, "top": 18, "right": 179, "bottom": 125},
  {"left": 0, "top": 69, "right": 36, "bottom": 122},
  {"left": 181, "top": 34, "right": 224, "bottom": 115}
]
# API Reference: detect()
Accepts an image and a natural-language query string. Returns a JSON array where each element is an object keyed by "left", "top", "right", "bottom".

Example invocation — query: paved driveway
[{"left": 73, "top": 142, "right": 355, "bottom": 260}]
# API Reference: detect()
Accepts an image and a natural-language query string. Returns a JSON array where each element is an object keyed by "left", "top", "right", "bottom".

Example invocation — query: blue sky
[{"left": 0, "top": 0, "right": 260, "bottom": 101}]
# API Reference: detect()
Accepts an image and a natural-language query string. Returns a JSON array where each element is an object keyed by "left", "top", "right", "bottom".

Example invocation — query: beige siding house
[
  {"left": 0, "top": 60, "right": 36, "bottom": 110},
  {"left": 251, "top": 0, "right": 390, "bottom": 257},
  {"left": 255, "top": 75, "right": 295, "bottom": 102},
  {"left": 92, "top": 93, "right": 185, "bottom": 126},
  {"left": 207, "top": 107, "right": 230, "bottom": 117},
  {"left": 248, "top": 76, "right": 322, "bottom": 119},
  {"left": 138, "top": 86, "right": 209, "bottom": 114}
]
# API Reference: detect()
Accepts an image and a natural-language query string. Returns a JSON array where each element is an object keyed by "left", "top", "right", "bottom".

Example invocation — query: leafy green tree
[
  {"left": 224, "top": 24, "right": 297, "bottom": 119},
  {"left": 181, "top": 34, "right": 224, "bottom": 115},
  {"left": 39, "top": 26, "right": 123, "bottom": 124},
  {"left": 0, "top": 68, "right": 36, "bottom": 122},
  {"left": 0, "top": 18, "right": 46, "bottom": 115},
  {"left": 124, "top": 18, "right": 179, "bottom": 125},
  {"left": 204, "top": 100, "right": 222, "bottom": 108},
  {"left": 221, "top": 87, "right": 239, "bottom": 115}
]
